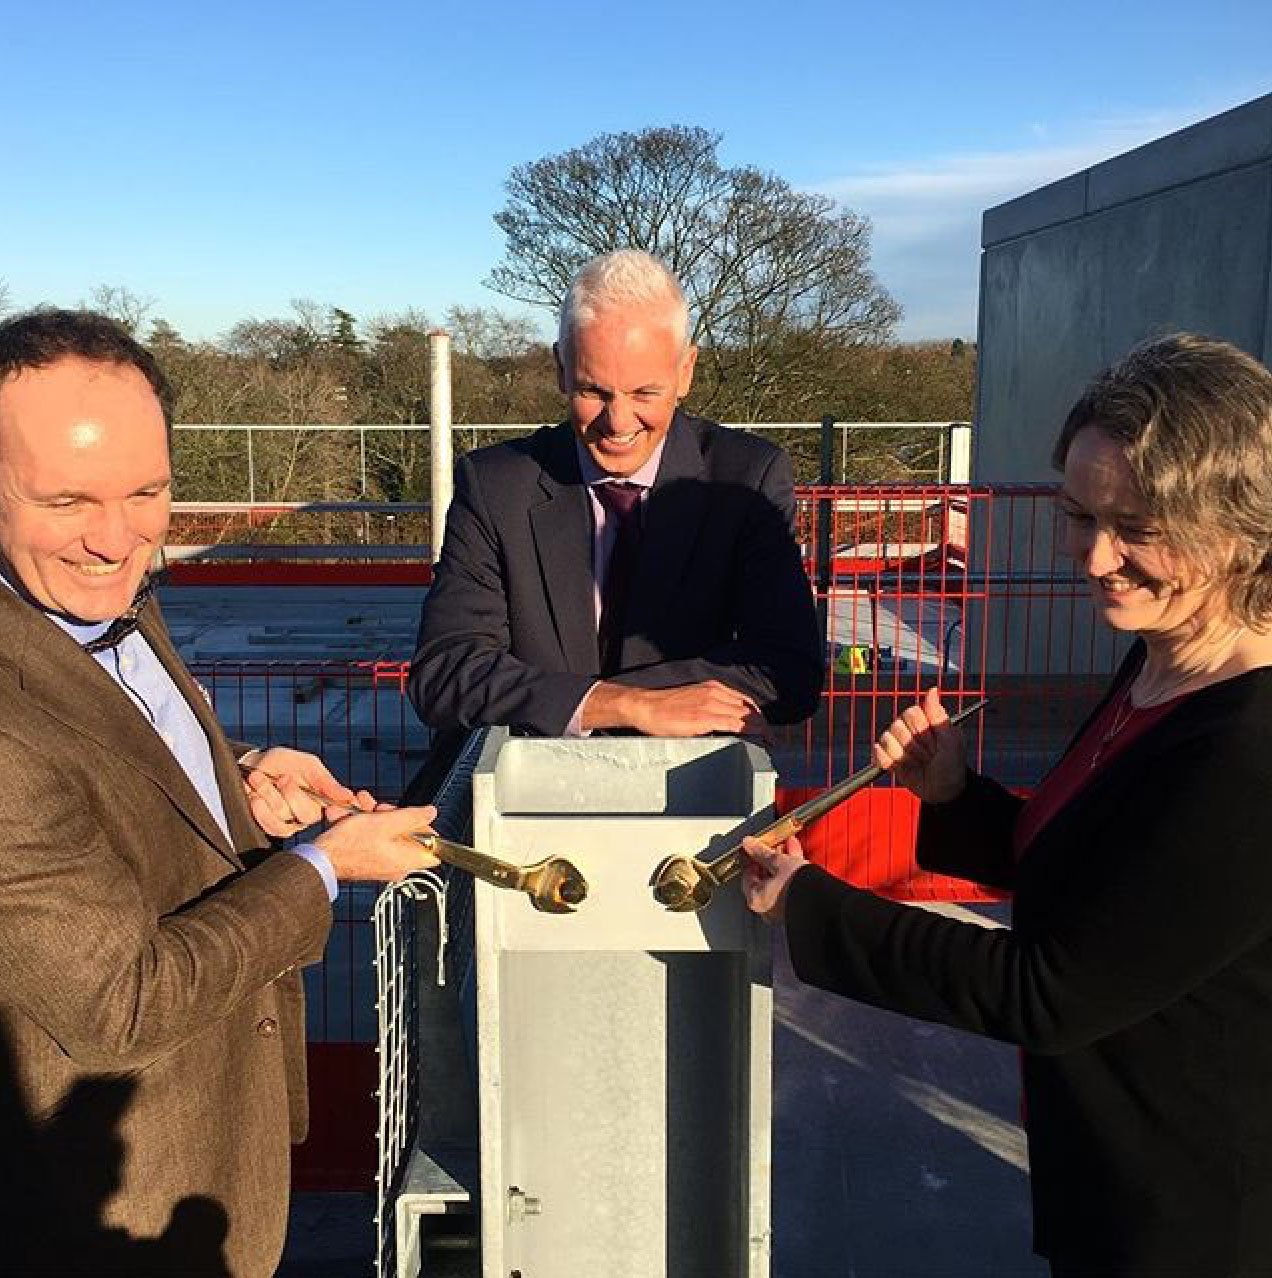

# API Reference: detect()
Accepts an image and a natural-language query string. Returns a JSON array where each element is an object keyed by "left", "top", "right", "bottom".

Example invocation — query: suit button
[{"left": 256, "top": 1017, "right": 279, "bottom": 1037}]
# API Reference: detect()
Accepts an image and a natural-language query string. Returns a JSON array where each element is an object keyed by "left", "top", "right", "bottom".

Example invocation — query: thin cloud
[{"left": 813, "top": 97, "right": 1265, "bottom": 339}]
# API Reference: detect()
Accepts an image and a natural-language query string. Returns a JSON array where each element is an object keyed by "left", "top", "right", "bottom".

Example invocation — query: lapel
[
  {"left": 624, "top": 412, "right": 711, "bottom": 652},
  {"left": 1, "top": 588, "right": 242, "bottom": 869},
  {"left": 528, "top": 424, "right": 601, "bottom": 672}
]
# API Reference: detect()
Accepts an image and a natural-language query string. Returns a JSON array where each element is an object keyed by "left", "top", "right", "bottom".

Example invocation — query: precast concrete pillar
[{"left": 472, "top": 732, "right": 774, "bottom": 1277}]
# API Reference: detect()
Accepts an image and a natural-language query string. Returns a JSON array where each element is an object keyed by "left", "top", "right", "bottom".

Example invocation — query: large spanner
[
  {"left": 238, "top": 762, "right": 589, "bottom": 914},
  {"left": 650, "top": 699, "right": 988, "bottom": 913}
]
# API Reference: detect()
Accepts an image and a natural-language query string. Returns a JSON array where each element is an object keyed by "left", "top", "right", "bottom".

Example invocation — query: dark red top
[{"left": 1013, "top": 684, "right": 1185, "bottom": 859}]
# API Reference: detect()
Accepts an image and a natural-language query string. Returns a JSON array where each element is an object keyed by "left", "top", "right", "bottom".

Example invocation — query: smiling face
[
  {"left": 554, "top": 304, "right": 697, "bottom": 478},
  {"left": 1058, "top": 425, "right": 1227, "bottom": 639},
  {"left": 0, "top": 356, "right": 171, "bottom": 622}
]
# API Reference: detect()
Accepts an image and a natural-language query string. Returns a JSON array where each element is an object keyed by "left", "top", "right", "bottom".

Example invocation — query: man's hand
[
  {"left": 581, "top": 680, "right": 766, "bottom": 737},
  {"left": 315, "top": 805, "right": 442, "bottom": 883},
  {"left": 741, "top": 835, "right": 808, "bottom": 923},
  {"left": 240, "top": 746, "right": 375, "bottom": 838}
]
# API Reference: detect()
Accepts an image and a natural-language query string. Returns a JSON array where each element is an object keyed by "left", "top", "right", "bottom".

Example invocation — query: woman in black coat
[{"left": 744, "top": 334, "right": 1272, "bottom": 1278}]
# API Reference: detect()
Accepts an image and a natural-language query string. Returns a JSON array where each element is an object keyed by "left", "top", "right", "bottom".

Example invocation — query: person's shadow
[{"left": 0, "top": 1018, "right": 232, "bottom": 1276}]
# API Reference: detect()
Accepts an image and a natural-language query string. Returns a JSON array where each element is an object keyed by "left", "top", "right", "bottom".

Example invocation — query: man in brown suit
[{"left": 0, "top": 310, "right": 439, "bottom": 1276}]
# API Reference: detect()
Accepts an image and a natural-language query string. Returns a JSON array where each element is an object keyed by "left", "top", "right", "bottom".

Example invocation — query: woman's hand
[
  {"left": 873, "top": 687, "right": 968, "bottom": 804},
  {"left": 741, "top": 835, "right": 808, "bottom": 923}
]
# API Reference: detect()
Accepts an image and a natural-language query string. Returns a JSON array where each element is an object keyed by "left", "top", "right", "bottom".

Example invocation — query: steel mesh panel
[{"left": 375, "top": 729, "right": 485, "bottom": 1278}]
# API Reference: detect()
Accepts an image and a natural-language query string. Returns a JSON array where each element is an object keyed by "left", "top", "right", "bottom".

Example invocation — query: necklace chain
[{"left": 1089, "top": 685, "right": 1138, "bottom": 771}]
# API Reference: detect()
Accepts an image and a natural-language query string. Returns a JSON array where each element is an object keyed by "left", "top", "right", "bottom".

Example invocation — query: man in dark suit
[
  {"left": 410, "top": 250, "right": 822, "bottom": 757},
  {"left": 0, "top": 309, "right": 439, "bottom": 1276}
]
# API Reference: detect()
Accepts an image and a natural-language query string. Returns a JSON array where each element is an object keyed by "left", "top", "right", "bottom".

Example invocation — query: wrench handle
[
  {"left": 703, "top": 815, "right": 805, "bottom": 887},
  {"left": 412, "top": 833, "right": 529, "bottom": 894},
  {"left": 237, "top": 763, "right": 533, "bottom": 894},
  {"left": 699, "top": 698, "right": 988, "bottom": 887}
]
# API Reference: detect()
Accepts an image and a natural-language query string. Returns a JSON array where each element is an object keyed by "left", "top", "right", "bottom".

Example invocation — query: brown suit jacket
[{"left": 0, "top": 587, "right": 332, "bottom": 1276}]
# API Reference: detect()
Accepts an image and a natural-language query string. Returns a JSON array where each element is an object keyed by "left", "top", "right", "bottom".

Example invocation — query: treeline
[
  {"left": 143, "top": 301, "right": 975, "bottom": 501},
  {"left": 2, "top": 285, "right": 975, "bottom": 499}
]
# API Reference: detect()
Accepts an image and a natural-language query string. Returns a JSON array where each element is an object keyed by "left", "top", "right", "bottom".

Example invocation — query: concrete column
[
  {"left": 389, "top": 732, "right": 777, "bottom": 1277},
  {"left": 949, "top": 423, "right": 973, "bottom": 483},
  {"left": 428, "top": 330, "right": 453, "bottom": 562}
]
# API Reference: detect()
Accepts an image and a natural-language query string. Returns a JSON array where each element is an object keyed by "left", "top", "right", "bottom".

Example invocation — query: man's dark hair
[{"left": 0, "top": 308, "right": 175, "bottom": 430}]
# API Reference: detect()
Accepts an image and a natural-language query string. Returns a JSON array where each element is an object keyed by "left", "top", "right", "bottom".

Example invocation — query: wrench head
[
  {"left": 528, "top": 857, "right": 589, "bottom": 914},
  {"left": 650, "top": 855, "right": 714, "bottom": 912}
]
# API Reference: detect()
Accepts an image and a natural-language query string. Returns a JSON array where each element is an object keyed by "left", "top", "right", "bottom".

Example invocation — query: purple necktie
[{"left": 595, "top": 481, "right": 644, "bottom": 676}]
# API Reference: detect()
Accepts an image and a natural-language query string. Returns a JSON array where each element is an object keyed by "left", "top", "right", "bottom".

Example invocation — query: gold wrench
[
  {"left": 238, "top": 762, "right": 589, "bottom": 914},
  {"left": 650, "top": 699, "right": 988, "bottom": 912}
]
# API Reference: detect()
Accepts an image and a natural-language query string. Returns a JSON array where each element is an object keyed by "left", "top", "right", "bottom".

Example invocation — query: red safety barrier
[
  {"left": 292, "top": 1042, "right": 378, "bottom": 1189},
  {"left": 774, "top": 786, "right": 994, "bottom": 902},
  {"left": 169, "top": 562, "right": 432, "bottom": 587},
  {"left": 769, "top": 484, "right": 1122, "bottom": 896},
  {"left": 179, "top": 482, "right": 1126, "bottom": 1188}
]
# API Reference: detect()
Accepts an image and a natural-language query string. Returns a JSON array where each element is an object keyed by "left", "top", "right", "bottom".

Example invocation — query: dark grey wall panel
[
  {"left": 976, "top": 93, "right": 1272, "bottom": 484},
  {"left": 973, "top": 95, "right": 1272, "bottom": 673},
  {"left": 1087, "top": 95, "right": 1272, "bottom": 212},
  {"left": 981, "top": 173, "right": 1088, "bottom": 248}
]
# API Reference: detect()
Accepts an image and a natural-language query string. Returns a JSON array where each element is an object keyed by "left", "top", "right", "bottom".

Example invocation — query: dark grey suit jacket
[{"left": 409, "top": 411, "right": 822, "bottom": 738}]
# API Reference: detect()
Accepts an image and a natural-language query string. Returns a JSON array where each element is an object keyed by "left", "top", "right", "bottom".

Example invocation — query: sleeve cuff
[
  {"left": 564, "top": 682, "right": 601, "bottom": 738},
  {"left": 288, "top": 844, "right": 339, "bottom": 902}
]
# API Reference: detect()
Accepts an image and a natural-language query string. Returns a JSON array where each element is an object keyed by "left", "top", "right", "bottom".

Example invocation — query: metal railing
[
  {"left": 171, "top": 421, "right": 969, "bottom": 502},
  {"left": 168, "top": 502, "right": 430, "bottom": 556}
]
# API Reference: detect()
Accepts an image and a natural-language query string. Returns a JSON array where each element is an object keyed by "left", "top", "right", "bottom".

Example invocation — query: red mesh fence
[
  {"left": 773, "top": 485, "right": 1124, "bottom": 898},
  {"left": 192, "top": 484, "right": 1127, "bottom": 910},
  {"left": 168, "top": 504, "right": 429, "bottom": 550},
  {"left": 183, "top": 483, "right": 1127, "bottom": 1186}
]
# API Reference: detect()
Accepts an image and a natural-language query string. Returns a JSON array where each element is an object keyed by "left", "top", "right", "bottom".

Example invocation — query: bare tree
[
  {"left": 487, "top": 125, "right": 901, "bottom": 419},
  {"left": 86, "top": 284, "right": 155, "bottom": 336},
  {"left": 0, "top": 279, "right": 11, "bottom": 316},
  {"left": 444, "top": 305, "right": 541, "bottom": 361},
  {"left": 358, "top": 312, "right": 433, "bottom": 501},
  {"left": 224, "top": 298, "right": 329, "bottom": 367}
]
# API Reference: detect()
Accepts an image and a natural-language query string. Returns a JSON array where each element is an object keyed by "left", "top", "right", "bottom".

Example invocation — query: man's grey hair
[{"left": 558, "top": 250, "right": 691, "bottom": 350}]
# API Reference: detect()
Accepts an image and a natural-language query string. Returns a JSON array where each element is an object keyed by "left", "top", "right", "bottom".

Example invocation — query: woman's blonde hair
[{"left": 1053, "top": 333, "right": 1272, "bottom": 627}]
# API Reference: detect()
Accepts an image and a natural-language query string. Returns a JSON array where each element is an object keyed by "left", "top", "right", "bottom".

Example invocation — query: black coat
[
  {"left": 785, "top": 645, "right": 1272, "bottom": 1275},
  {"left": 409, "top": 411, "right": 823, "bottom": 736}
]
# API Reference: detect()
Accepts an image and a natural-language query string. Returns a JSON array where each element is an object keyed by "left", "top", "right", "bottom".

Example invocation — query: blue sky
[{"left": 2, "top": 0, "right": 1269, "bottom": 343}]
